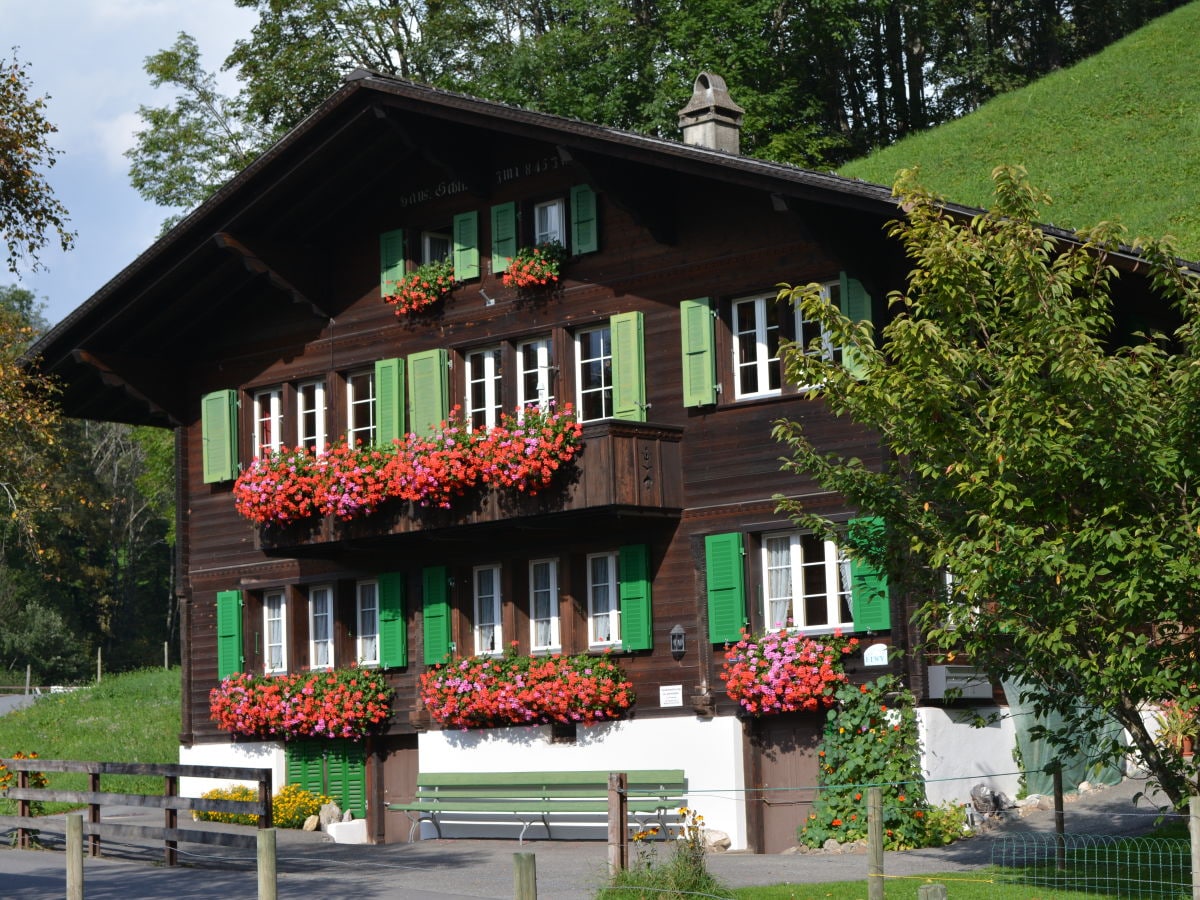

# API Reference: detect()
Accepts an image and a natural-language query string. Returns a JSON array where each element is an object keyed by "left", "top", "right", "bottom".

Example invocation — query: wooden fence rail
[{"left": 0, "top": 758, "right": 272, "bottom": 866}]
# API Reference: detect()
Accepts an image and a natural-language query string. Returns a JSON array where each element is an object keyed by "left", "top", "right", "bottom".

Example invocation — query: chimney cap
[{"left": 678, "top": 72, "right": 745, "bottom": 122}]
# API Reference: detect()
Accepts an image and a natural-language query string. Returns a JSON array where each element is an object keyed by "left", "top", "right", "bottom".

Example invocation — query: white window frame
[
  {"left": 252, "top": 387, "right": 283, "bottom": 458},
  {"left": 308, "top": 584, "right": 334, "bottom": 670},
  {"left": 517, "top": 336, "right": 555, "bottom": 411},
  {"left": 586, "top": 552, "right": 620, "bottom": 648},
  {"left": 534, "top": 198, "right": 565, "bottom": 246},
  {"left": 264, "top": 589, "right": 287, "bottom": 674},
  {"left": 356, "top": 579, "right": 380, "bottom": 666},
  {"left": 761, "top": 532, "right": 853, "bottom": 632},
  {"left": 464, "top": 346, "right": 503, "bottom": 431},
  {"left": 529, "top": 559, "right": 560, "bottom": 652},
  {"left": 575, "top": 325, "right": 613, "bottom": 423},
  {"left": 732, "top": 295, "right": 782, "bottom": 400},
  {"left": 422, "top": 230, "right": 451, "bottom": 263},
  {"left": 297, "top": 379, "right": 327, "bottom": 453},
  {"left": 346, "top": 370, "right": 375, "bottom": 447},
  {"left": 793, "top": 281, "right": 842, "bottom": 388},
  {"left": 473, "top": 564, "right": 503, "bottom": 655}
]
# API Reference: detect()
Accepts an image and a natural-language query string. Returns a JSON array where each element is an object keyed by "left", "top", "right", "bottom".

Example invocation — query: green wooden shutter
[
  {"left": 611, "top": 311, "right": 646, "bottom": 421},
  {"left": 705, "top": 533, "right": 746, "bottom": 643},
  {"left": 452, "top": 210, "right": 479, "bottom": 280},
  {"left": 491, "top": 202, "right": 517, "bottom": 274},
  {"left": 848, "top": 516, "right": 891, "bottom": 631},
  {"left": 570, "top": 184, "right": 598, "bottom": 254},
  {"left": 680, "top": 298, "right": 717, "bottom": 407},
  {"left": 374, "top": 357, "right": 405, "bottom": 446},
  {"left": 840, "top": 272, "right": 873, "bottom": 380},
  {"left": 325, "top": 742, "right": 367, "bottom": 820},
  {"left": 286, "top": 741, "right": 323, "bottom": 794},
  {"left": 215, "top": 590, "right": 244, "bottom": 678},
  {"left": 380, "top": 229, "right": 406, "bottom": 295},
  {"left": 287, "top": 741, "right": 366, "bottom": 820},
  {"left": 201, "top": 389, "right": 238, "bottom": 483},
  {"left": 378, "top": 572, "right": 407, "bottom": 669},
  {"left": 407, "top": 348, "right": 449, "bottom": 435},
  {"left": 422, "top": 565, "right": 451, "bottom": 665},
  {"left": 618, "top": 544, "right": 653, "bottom": 651}
]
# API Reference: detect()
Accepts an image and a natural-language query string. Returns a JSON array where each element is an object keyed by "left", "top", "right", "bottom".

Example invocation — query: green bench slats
[{"left": 389, "top": 769, "right": 687, "bottom": 843}]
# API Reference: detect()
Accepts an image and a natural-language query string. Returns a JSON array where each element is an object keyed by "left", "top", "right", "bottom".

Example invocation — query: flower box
[
  {"left": 383, "top": 258, "right": 457, "bottom": 315},
  {"left": 721, "top": 629, "right": 858, "bottom": 716}
]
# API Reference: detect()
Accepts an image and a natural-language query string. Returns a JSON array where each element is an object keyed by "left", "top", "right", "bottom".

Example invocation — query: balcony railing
[{"left": 257, "top": 420, "right": 682, "bottom": 550}]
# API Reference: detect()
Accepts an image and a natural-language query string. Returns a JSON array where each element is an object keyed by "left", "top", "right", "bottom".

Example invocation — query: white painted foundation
[
  {"left": 419, "top": 714, "right": 749, "bottom": 849},
  {"left": 917, "top": 706, "right": 1021, "bottom": 806},
  {"left": 179, "top": 740, "right": 286, "bottom": 799}
]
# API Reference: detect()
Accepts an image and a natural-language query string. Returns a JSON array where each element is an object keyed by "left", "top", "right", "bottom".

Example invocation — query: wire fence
[{"left": 989, "top": 833, "right": 1192, "bottom": 898}]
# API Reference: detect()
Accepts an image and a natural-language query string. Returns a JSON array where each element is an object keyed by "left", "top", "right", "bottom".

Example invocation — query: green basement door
[{"left": 286, "top": 740, "right": 367, "bottom": 820}]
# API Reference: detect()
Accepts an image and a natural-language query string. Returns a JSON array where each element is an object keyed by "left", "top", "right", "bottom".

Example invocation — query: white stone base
[
  {"left": 325, "top": 819, "right": 370, "bottom": 844},
  {"left": 179, "top": 741, "right": 287, "bottom": 799},
  {"left": 917, "top": 706, "right": 1021, "bottom": 807}
]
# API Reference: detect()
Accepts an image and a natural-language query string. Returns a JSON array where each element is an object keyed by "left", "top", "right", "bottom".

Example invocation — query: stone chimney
[{"left": 677, "top": 73, "right": 745, "bottom": 155}]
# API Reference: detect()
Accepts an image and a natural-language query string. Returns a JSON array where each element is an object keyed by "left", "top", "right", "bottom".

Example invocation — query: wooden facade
[{"left": 33, "top": 72, "right": 955, "bottom": 850}]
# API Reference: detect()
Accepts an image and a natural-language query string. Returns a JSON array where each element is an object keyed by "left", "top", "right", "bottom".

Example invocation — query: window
[
  {"left": 732, "top": 282, "right": 842, "bottom": 399},
  {"left": 534, "top": 199, "right": 565, "bottom": 246},
  {"left": 356, "top": 580, "right": 380, "bottom": 666},
  {"left": 732, "top": 295, "right": 782, "bottom": 399},
  {"left": 422, "top": 230, "right": 451, "bottom": 263},
  {"left": 464, "top": 347, "right": 503, "bottom": 430},
  {"left": 473, "top": 565, "right": 502, "bottom": 654},
  {"left": 309, "top": 584, "right": 334, "bottom": 670},
  {"left": 762, "top": 532, "right": 853, "bottom": 631},
  {"left": 529, "top": 559, "right": 559, "bottom": 652},
  {"left": 346, "top": 370, "right": 375, "bottom": 447},
  {"left": 517, "top": 336, "right": 555, "bottom": 411},
  {"left": 297, "top": 379, "right": 327, "bottom": 452},
  {"left": 253, "top": 387, "right": 282, "bottom": 458},
  {"left": 264, "top": 590, "right": 287, "bottom": 674},
  {"left": 576, "top": 325, "right": 612, "bottom": 422},
  {"left": 587, "top": 552, "right": 620, "bottom": 647}
]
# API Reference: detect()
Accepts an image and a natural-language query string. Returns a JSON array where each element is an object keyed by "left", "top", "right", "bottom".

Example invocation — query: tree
[
  {"left": 0, "top": 52, "right": 73, "bottom": 273},
  {"left": 125, "top": 33, "right": 269, "bottom": 225},
  {"left": 775, "top": 166, "right": 1200, "bottom": 808}
]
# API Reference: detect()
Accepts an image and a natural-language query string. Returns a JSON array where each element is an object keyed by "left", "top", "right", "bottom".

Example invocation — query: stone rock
[
  {"left": 1077, "top": 780, "right": 1093, "bottom": 794},
  {"left": 822, "top": 838, "right": 842, "bottom": 852},
  {"left": 1036, "top": 795, "right": 1055, "bottom": 811},
  {"left": 702, "top": 829, "right": 730, "bottom": 852},
  {"left": 319, "top": 802, "right": 343, "bottom": 829},
  {"left": 342, "top": 809, "right": 354, "bottom": 822},
  {"left": 326, "top": 819, "right": 370, "bottom": 844},
  {"left": 302, "top": 815, "right": 320, "bottom": 832}
]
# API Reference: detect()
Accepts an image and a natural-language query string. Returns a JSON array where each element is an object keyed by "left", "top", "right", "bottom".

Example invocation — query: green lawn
[
  {"left": 0, "top": 667, "right": 180, "bottom": 809},
  {"left": 838, "top": 1, "right": 1200, "bottom": 260}
]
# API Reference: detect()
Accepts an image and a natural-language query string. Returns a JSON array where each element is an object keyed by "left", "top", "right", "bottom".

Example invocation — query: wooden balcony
[{"left": 258, "top": 420, "right": 683, "bottom": 551}]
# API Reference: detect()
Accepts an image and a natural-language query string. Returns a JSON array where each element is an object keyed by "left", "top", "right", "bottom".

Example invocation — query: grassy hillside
[
  {"left": 1, "top": 668, "right": 180, "bottom": 803},
  {"left": 839, "top": 1, "right": 1200, "bottom": 259}
]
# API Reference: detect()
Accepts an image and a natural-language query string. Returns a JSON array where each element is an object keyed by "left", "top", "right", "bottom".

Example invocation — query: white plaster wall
[
  {"left": 917, "top": 706, "right": 1021, "bottom": 806},
  {"left": 178, "top": 741, "right": 286, "bottom": 799},
  {"left": 419, "top": 715, "right": 749, "bottom": 849}
]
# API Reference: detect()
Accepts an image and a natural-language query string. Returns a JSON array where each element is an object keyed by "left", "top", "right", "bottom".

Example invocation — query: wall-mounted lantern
[{"left": 670, "top": 625, "right": 686, "bottom": 661}]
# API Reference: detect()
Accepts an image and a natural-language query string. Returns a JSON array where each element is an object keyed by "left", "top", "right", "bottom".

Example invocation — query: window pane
[
  {"left": 347, "top": 372, "right": 375, "bottom": 446},
  {"left": 800, "top": 535, "right": 828, "bottom": 627},
  {"left": 765, "top": 535, "right": 793, "bottom": 628},
  {"left": 358, "top": 582, "right": 378, "bottom": 665}
]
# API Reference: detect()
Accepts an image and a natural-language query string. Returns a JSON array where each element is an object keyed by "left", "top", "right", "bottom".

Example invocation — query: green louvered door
[
  {"left": 378, "top": 572, "right": 407, "bottom": 668},
  {"left": 422, "top": 566, "right": 451, "bottom": 665},
  {"left": 848, "top": 516, "right": 890, "bottom": 631},
  {"left": 215, "top": 590, "right": 243, "bottom": 678},
  {"left": 680, "top": 298, "right": 717, "bottom": 407},
  {"left": 407, "top": 349, "right": 449, "bottom": 435},
  {"left": 570, "top": 184, "right": 598, "bottom": 254},
  {"left": 839, "top": 272, "right": 873, "bottom": 380},
  {"left": 491, "top": 202, "right": 517, "bottom": 273},
  {"left": 452, "top": 211, "right": 479, "bottom": 280},
  {"left": 201, "top": 390, "right": 238, "bottom": 483},
  {"left": 380, "top": 229, "right": 406, "bottom": 294},
  {"left": 287, "top": 740, "right": 366, "bottom": 820},
  {"left": 611, "top": 311, "right": 646, "bottom": 421},
  {"left": 705, "top": 533, "right": 746, "bottom": 643},
  {"left": 374, "top": 358, "right": 405, "bottom": 446},
  {"left": 619, "top": 544, "right": 652, "bottom": 651}
]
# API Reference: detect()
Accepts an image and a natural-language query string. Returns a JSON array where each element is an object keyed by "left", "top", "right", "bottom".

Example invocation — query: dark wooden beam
[
  {"left": 213, "top": 232, "right": 331, "bottom": 318},
  {"left": 70, "top": 350, "right": 185, "bottom": 425},
  {"left": 563, "top": 148, "right": 678, "bottom": 245}
]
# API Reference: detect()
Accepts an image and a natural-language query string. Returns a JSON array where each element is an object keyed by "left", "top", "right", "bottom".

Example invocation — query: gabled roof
[{"left": 27, "top": 70, "right": 1153, "bottom": 426}]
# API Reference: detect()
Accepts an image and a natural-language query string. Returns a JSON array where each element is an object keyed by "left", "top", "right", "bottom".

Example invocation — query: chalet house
[{"left": 32, "top": 71, "right": 1045, "bottom": 852}]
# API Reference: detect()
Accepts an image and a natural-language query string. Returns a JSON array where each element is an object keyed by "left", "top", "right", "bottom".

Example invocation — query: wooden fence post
[
  {"left": 164, "top": 774, "right": 178, "bottom": 866},
  {"left": 514, "top": 851, "right": 537, "bottom": 899},
  {"left": 867, "top": 786, "right": 883, "bottom": 900},
  {"left": 66, "top": 813, "right": 83, "bottom": 900},
  {"left": 1052, "top": 763, "right": 1065, "bottom": 871},
  {"left": 607, "top": 771, "right": 628, "bottom": 875},
  {"left": 257, "top": 827, "right": 277, "bottom": 900},
  {"left": 88, "top": 771, "right": 100, "bottom": 857},
  {"left": 17, "top": 767, "right": 29, "bottom": 850},
  {"left": 1190, "top": 795, "right": 1200, "bottom": 900}
]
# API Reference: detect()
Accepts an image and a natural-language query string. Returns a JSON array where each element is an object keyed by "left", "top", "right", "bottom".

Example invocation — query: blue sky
[{"left": 3, "top": 1, "right": 257, "bottom": 327}]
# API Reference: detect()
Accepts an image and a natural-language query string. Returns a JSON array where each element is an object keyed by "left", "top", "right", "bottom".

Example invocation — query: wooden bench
[{"left": 389, "top": 769, "right": 687, "bottom": 843}]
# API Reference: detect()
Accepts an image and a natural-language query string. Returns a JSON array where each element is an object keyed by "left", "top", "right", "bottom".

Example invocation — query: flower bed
[
  {"left": 209, "top": 666, "right": 393, "bottom": 742},
  {"left": 419, "top": 644, "right": 635, "bottom": 729},
  {"left": 233, "top": 405, "right": 584, "bottom": 524},
  {"left": 501, "top": 242, "right": 566, "bottom": 290},
  {"left": 720, "top": 629, "right": 857, "bottom": 716},
  {"left": 383, "top": 258, "right": 457, "bottom": 315}
]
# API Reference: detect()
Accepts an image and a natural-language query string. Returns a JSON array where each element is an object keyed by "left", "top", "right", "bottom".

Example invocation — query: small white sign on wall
[
  {"left": 659, "top": 685, "right": 684, "bottom": 708},
  {"left": 863, "top": 643, "right": 889, "bottom": 667}
]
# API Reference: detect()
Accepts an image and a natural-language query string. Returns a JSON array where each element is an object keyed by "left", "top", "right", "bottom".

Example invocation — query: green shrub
[{"left": 597, "top": 807, "right": 734, "bottom": 899}]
